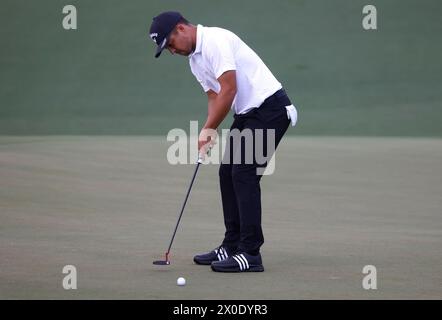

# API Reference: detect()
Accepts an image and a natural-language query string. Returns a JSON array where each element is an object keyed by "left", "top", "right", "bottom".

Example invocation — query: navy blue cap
[{"left": 149, "top": 11, "right": 184, "bottom": 58}]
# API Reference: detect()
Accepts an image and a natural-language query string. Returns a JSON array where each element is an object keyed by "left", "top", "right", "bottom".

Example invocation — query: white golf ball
[{"left": 177, "top": 277, "right": 186, "bottom": 286}]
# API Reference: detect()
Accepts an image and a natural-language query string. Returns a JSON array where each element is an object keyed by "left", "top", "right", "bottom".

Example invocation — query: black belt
[
  {"left": 236, "top": 88, "right": 288, "bottom": 118},
  {"left": 261, "top": 88, "right": 288, "bottom": 107}
]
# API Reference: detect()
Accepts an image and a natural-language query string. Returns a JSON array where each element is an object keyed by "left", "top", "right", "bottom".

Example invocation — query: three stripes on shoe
[
  {"left": 215, "top": 247, "right": 229, "bottom": 261},
  {"left": 215, "top": 248, "right": 251, "bottom": 271},
  {"left": 232, "top": 254, "right": 250, "bottom": 271}
]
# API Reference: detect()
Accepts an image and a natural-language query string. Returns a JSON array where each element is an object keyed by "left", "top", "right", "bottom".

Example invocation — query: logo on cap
[
  {"left": 149, "top": 11, "right": 184, "bottom": 58},
  {"left": 150, "top": 32, "right": 158, "bottom": 44}
]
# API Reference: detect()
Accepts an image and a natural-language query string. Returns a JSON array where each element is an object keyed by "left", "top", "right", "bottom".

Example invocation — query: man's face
[{"left": 166, "top": 24, "right": 193, "bottom": 56}]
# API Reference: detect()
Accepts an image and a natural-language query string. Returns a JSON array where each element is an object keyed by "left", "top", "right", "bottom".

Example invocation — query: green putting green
[{"left": 1, "top": 136, "right": 441, "bottom": 299}]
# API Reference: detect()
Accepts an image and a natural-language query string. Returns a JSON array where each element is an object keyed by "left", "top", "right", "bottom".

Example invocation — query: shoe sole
[
  {"left": 210, "top": 265, "right": 265, "bottom": 273},
  {"left": 193, "top": 258, "right": 214, "bottom": 265},
  {"left": 194, "top": 256, "right": 225, "bottom": 265}
]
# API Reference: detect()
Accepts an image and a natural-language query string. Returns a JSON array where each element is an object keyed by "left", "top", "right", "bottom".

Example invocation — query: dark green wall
[{"left": 1, "top": 0, "right": 441, "bottom": 135}]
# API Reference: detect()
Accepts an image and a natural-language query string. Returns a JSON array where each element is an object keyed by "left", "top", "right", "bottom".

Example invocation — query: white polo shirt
[{"left": 188, "top": 24, "right": 282, "bottom": 115}]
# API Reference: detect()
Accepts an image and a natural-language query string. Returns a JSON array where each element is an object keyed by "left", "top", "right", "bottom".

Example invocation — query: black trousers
[{"left": 219, "top": 89, "right": 292, "bottom": 255}]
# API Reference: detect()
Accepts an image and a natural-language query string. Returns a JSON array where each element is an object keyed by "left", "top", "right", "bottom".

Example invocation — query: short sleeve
[
  {"left": 206, "top": 38, "right": 236, "bottom": 79},
  {"left": 189, "top": 61, "right": 211, "bottom": 92},
  {"left": 196, "top": 75, "right": 210, "bottom": 92}
]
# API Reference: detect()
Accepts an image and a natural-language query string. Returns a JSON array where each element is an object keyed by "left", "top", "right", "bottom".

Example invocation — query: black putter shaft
[{"left": 163, "top": 157, "right": 203, "bottom": 262}]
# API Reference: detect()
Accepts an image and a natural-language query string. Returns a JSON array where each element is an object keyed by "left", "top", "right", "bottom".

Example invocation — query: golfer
[{"left": 149, "top": 11, "right": 297, "bottom": 272}]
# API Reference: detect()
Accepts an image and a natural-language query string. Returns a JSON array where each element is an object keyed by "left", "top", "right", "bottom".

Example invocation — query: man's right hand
[{"left": 198, "top": 128, "right": 218, "bottom": 159}]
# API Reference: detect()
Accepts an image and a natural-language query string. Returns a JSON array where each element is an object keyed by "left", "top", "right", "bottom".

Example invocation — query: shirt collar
[{"left": 189, "top": 24, "right": 203, "bottom": 58}]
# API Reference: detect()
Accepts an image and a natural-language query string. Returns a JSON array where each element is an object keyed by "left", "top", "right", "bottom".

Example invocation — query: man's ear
[{"left": 176, "top": 23, "right": 185, "bottom": 32}]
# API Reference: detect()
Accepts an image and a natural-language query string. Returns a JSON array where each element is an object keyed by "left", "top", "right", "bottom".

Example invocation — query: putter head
[{"left": 153, "top": 252, "right": 170, "bottom": 265}]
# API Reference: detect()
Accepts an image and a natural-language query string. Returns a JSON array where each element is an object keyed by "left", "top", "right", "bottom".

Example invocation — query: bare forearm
[
  {"left": 204, "top": 89, "right": 235, "bottom": 130},
  {"left": 198, "top": 71, "right": 237, "bottom": 153}
]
